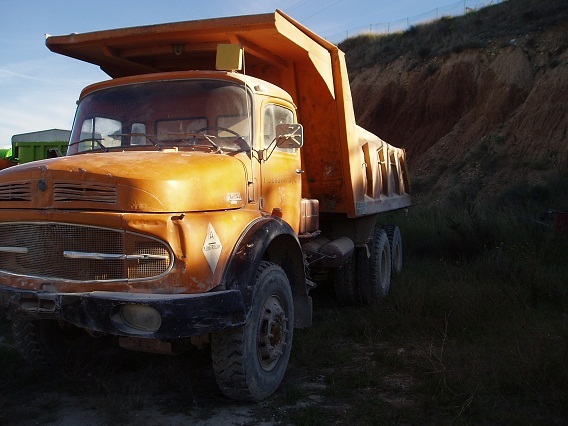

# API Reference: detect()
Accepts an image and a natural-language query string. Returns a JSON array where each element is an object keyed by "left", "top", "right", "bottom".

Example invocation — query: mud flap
[{"left": 293, "top": 293, "right": 312, "bottom": 328}]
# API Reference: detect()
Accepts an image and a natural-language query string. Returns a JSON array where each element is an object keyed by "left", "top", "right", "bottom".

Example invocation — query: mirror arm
[
  {"left": 253, "top": 124, "right": 303, "bottom": 163},
  {"left": 254, "top": 137, "right": 279, "bottom": 163}
]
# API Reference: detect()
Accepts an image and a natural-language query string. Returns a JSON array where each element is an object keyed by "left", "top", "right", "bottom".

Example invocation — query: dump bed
[{"left": 46, "top": 10, "right": 410, "bottom": 217}]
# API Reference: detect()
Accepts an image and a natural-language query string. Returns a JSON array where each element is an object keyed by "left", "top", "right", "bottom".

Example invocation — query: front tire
[
  {"left": 11, "top": 317, "right": 106, "bottom": 366},
  {"left": 211, "top": 261, "right": 294, "bottom": 401}
]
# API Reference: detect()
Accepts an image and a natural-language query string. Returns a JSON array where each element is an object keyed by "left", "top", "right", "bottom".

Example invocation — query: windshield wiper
[
  {"left": 161, "top": 132, "right": 222, "bottom": 153},
  {"left": 111, "top": 133, "right": 162, "bottom": 150},
  {"left": 68, "top": 137, "right": 109, "bottom": 152}
]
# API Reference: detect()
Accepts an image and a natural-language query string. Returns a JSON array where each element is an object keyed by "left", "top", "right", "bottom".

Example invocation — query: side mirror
[{"left": 275, "top": 123, "right": 303, "bottom": 149}]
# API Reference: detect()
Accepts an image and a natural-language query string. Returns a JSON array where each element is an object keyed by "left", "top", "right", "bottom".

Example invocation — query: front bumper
[{"left": 0, "top": 285, "right": 246, "bottom": 339}]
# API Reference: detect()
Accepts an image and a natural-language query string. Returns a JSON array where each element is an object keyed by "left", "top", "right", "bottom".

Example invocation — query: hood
[{"left": 0, "top": 151, "right": 248, "bottom": 212}]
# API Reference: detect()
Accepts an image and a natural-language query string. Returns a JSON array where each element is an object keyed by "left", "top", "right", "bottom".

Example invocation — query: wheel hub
[{"left": 257, "top": 295, "right": 288, "bottom": 371}]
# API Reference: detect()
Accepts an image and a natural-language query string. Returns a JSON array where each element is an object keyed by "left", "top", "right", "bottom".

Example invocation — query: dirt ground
[
  {"left": 0, "top": 334, "right": 280, "bottom": 425},
  {"left": 0, "top": 313, "right": 418, "bottom": 426}
]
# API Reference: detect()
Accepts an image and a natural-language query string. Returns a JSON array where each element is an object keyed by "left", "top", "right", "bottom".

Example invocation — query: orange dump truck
[{"left": 0, "top": 10, "right": 410, "bottom": 400}]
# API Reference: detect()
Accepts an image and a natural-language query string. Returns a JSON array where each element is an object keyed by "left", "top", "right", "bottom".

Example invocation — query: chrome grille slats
[
  {"left": 0, "top": 223, "right": 172, "bottom": 282},
  {"left": 53, "top": 181, "right": 117, "bottom": 204},
  {"left": 0, "top": 181, "right": 32, "bottom": 201},
  {"left": 128, "top": 242, "right": 170, "bottom": 279}
]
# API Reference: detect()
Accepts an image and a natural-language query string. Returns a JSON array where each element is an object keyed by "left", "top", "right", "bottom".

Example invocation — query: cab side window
[{"left": 263, "top": 104, "right": 294, "bottom": 153}]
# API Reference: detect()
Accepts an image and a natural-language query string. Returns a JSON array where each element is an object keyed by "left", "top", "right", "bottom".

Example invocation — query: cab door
[{"left": 260, "top": 103, "right": 302, "bottom": 232}]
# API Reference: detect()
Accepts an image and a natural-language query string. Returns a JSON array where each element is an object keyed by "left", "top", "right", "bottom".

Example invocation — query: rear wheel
[
  {"left": 357, "top": 226, "right": 392, "bottom": 304},
  {"left": 211, "top": 261, "right": 294, "bottom": 401},
  {"left": 334, "top": 253, "right": 360, "bottom": 305},
  {"left": 384, "top": 225, "right": 403, "bottom": 276}
]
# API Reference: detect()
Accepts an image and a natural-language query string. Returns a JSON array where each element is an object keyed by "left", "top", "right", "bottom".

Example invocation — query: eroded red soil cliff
[{"left": 349, "top": 20, "right": 568, "bottom": 208}]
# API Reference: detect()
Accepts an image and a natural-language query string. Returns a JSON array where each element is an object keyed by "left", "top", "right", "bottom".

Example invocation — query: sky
[{"left": 0, "top": 0, "right": 470, "bottom": 147}]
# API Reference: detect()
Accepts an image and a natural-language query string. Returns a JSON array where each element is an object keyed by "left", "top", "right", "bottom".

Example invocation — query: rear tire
[
  {"left": 357, "top": 226, "right": 391, "bottom": 304},
  {"left": 211, "top": 261, "right": 294, "bottom": 401},
  {"left": 384, "top": 225, "right": 403, "bottom": 276},
  {"left": 334, "top": 253, "right": 360, "bottom": 305}
]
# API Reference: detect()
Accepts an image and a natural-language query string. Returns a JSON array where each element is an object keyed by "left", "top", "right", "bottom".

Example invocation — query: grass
[
  {"left": 289, "top": 203, "right": 568, "bottom": 424},
  {"left": 289, "top": 405, "right": 335, "bottom": 426}
]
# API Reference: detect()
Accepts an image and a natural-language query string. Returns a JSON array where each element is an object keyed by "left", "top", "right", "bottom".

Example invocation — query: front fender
[{"left": 221, "top": 216, "right": 306, "bottom": 311}]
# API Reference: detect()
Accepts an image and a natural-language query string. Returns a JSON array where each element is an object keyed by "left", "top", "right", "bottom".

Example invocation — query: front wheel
[
  {"left": 11, "top": 317, "right": 108, "bottom": 366},
  {"left": 211, "top": 261, "right": 294, "bottom": 401}
]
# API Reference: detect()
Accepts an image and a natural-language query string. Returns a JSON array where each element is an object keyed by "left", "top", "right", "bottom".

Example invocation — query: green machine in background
[
  {"left": 1, "top": 129, "right": 69, "bottom": 170},
  {"left": 11, "top": 141, "right": 68, "bottom": 164}
]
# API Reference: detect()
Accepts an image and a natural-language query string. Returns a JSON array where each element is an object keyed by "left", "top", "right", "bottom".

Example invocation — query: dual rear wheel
[{"left": 334, "top": 224, "right": 403, "bottom": 305}]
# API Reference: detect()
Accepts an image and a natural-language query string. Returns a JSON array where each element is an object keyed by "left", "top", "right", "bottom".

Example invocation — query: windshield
[{"left": 68, "top": 79, "right": 251, "bottom": 154}]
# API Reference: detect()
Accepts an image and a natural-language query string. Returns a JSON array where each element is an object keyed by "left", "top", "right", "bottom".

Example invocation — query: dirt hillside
[{"left": 344, "top": 0, "right": 568, "bottom": 209}]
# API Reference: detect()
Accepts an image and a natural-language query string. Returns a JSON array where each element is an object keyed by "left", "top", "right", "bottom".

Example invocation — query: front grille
[
  {"left": 0, "top": 181, "right": 32, "bottom": 201},
  {"left": 54, "top": 181, "right": 117, "bottom": 204},
  {"left": 0, "top": 223, "right": 172, "bottom": 282}
]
